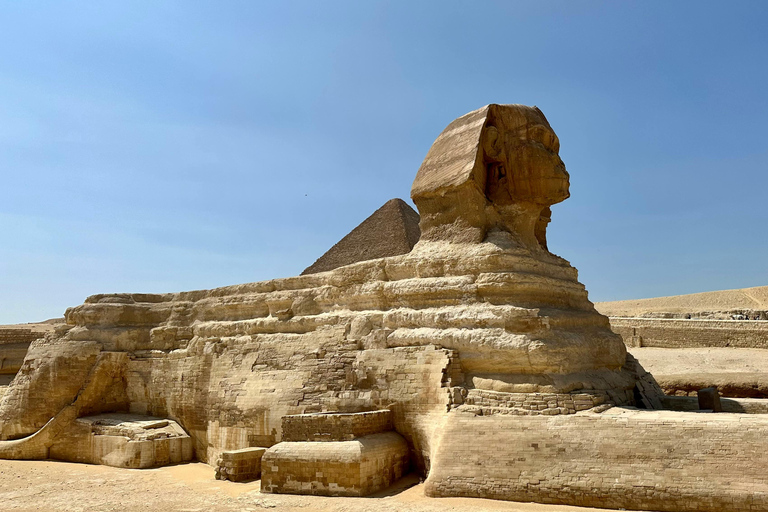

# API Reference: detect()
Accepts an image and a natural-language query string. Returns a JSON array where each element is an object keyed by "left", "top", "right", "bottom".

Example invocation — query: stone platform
[
  {"left": 262, "top": 432, "right": 409, "bottom": 497},
  {"left": 426, "top": 407, "right": 768, "bottom": 511},
  {"left": 48, "top": 413, "right": 193, "bottom": 468},
  {"left": 262, "top": 410, "right": 410, "bottom": 496}
]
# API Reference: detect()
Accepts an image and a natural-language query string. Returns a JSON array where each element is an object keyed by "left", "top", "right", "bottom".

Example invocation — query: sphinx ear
[{"left": 482, "top": 125, "right": 505, "bottom": 161}]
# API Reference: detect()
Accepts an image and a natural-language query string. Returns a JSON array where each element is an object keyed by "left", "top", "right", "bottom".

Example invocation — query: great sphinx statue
[
  {"left": 2, "top": 104, "right": 766, "bottom": 512},
  {"left": 409, "top": 104, "right": 633, "bottom": 398}
]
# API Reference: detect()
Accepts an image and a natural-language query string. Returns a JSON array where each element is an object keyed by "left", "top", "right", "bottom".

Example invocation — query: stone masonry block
[
  {"left": 215, "top": 446, "right": 267, "bottom": 482},
  {"left": 281, "top": 410, "right": 393, "bottom": 442},
  {"left": 261, "top": 432, "right": 409, "bottom": 496}
]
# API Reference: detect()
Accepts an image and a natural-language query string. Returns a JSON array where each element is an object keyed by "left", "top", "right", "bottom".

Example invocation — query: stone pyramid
[{"left": 301, "top": 198, "right": 420, "bottom": 275}]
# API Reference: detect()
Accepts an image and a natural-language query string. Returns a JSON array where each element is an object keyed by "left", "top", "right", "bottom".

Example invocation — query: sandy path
[{"left": 0, "top": 459, "right": 640, "bottom": 512}]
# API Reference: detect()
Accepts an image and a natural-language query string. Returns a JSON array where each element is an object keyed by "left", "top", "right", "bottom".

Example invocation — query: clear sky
[{"left": 1, "top": 1, "right": 767, "bottom": 324}]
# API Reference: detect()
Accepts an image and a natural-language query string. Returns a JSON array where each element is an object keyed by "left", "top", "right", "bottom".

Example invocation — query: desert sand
[
  {"left": 0, "top": 459, "right": 637, "bottom": 512},
  {"left": 595, "top": 285, "right": 768, "bottom": 316}
]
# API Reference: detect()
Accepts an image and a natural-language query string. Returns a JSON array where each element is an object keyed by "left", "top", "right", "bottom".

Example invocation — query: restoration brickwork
[
  {"left": 0, "top": 329, "right": 45, "bottom": 345},
  {"left": 460, "top": 389, "right": 609, "bottom": 416},
  {"left": 215, "top": 447, "right": 266, "bottom": 482},
  {"left": 282, "top": 410, "right": 393, "bottom": 442},
  {"left": 426, "top": 409, "right": 768, "bottom": 511},
  {"left": 262, "top": 431, "right": 410, "bottom": 496}
]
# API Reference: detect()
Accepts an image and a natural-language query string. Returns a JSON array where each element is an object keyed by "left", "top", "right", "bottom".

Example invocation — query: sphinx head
[{"left": 411, "top": 104, "right": 569, "bottom": 249}]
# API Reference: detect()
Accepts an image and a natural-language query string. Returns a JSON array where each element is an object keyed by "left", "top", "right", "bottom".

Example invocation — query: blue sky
[{"left": 1, "top": 1, "right": 767, "bottom": 323}]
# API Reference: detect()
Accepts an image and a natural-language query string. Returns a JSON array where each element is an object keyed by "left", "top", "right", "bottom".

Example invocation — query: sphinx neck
[{"left": 496, "top": 203, "right": 546, "bottom": 251}]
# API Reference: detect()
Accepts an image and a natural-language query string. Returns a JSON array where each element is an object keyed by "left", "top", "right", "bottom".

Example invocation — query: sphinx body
[{"left": 2, "top": 105, "right": 765, "bottom": 512}]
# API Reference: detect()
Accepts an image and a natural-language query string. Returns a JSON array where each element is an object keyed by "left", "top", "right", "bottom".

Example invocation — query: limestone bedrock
[{"left": 0, "top": 104, "right": 677, "bottom": 508}]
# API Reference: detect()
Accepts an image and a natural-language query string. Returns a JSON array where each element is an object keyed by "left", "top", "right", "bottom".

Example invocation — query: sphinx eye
[
  {"left": 529, "top": 127, "right": 544, "bottom": 142},
  {"left": 530, "top": 126, "right": 558, "bottom": 152}
]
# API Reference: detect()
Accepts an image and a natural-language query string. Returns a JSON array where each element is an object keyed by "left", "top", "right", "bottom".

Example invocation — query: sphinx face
[{"left": 483, "top": 108, "right": 570, "bottom": 208}]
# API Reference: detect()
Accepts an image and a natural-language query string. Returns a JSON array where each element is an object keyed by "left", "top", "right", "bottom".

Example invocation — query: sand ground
[
  {"left": 630, "top": 347, "right": 768, "bottom": 396},
  {"left": 629, "top": 346, "right": 768, "bottom": 375},
  {"left": 0, "top": 459, "right": 641, "bottom": 512}
]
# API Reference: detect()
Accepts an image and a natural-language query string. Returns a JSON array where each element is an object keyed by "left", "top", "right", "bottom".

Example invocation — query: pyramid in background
[{"left": 302, "top": 198, "right": 421, "bottom": 275}]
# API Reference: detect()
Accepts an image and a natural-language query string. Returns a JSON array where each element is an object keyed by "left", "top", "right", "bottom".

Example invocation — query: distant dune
[
  {"left": 595, "top": 285, "right": 768, "bottom": 317},
  {"left": 0, "top": 318, "right": 64, "bottom": 330}
]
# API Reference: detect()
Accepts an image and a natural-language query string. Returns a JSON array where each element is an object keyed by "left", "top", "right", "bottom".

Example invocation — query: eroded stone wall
[
  {"left": 610, "top": 317, "right": 768, "bottom": 348},
  {"left": 123, "top": 339, "right": 454, "bottom": 468},
  {"left": 0, "top": 328, "right": 43, "bottom": 376},
  {"left": 0, "top": 328, "right": 43, "bottom": 345}
]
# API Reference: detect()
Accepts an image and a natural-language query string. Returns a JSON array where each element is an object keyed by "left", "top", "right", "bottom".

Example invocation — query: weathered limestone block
[
  {"left": 261, "top": 432, "right": 409, "bottom": 496},
  {"left": 0, "top": 352, "right": 130, "bottom": 461},
  {"left": 214, "top": 446, "right": 267, "bottom": 482},
  {"left": 0, "top": 336, "right": 103, "bottom": 440},
  {"left": 425, "top": 408, "right": 768, "bottom": 512},
  {"left": 48, "top": 413, "right": 193, "bottom": 468}
]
